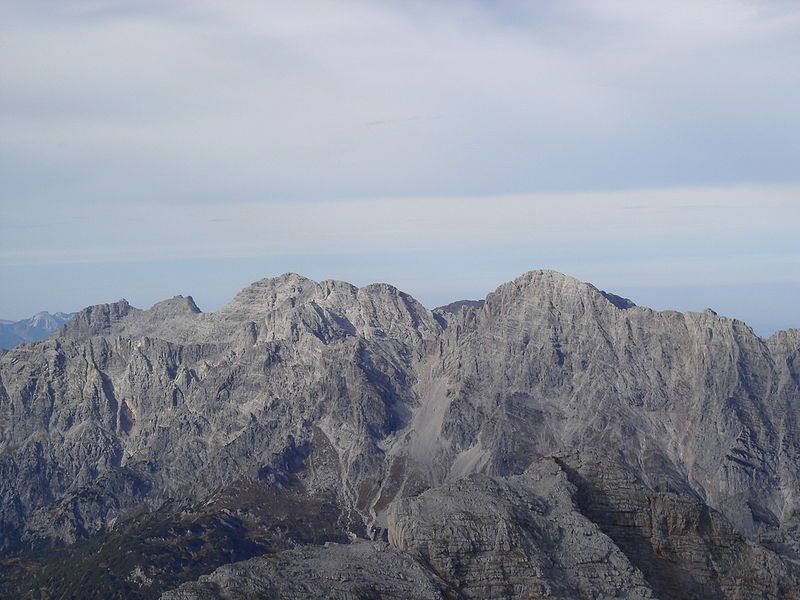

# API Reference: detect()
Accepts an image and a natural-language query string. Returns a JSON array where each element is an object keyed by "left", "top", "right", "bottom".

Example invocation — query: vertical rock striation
[{"left": 0, "top": 270, "right": 798, "bottom": 598}]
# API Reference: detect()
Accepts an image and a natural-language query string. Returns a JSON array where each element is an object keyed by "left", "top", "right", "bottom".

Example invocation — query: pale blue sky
[{"left": 1, "top": 1, "right": 798, "bottom": 334}]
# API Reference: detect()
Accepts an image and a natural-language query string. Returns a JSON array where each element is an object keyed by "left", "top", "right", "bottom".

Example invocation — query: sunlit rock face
[{"left": 1, "top": 270, "right": 798, "bottom": 598}]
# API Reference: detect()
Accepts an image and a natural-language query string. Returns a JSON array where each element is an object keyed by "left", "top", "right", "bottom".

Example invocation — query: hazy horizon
[
  {"left": 2, "top": 1, "right": 798, "bottom": 334},
  {"left": 3, "top": 260, "right": 798, "bottom": 338}
]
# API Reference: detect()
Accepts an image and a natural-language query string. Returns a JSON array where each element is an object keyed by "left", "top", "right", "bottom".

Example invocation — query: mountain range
[
  {"left": 0, "top": 311, "right": 75, "bottom": 350},
  {"left": 0, "top": 270, "right": 798, "bottom": 599}
]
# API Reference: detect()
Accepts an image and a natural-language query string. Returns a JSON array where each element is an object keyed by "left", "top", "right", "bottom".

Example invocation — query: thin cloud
[
  {"left": 2, "top": 185, "right": 798, "bottom": 270},
  {"left": 0, "top": 1, "right": 798, "bottom": 331},
  {"left": 2, "top": 0, "right": 799, "bottom": 206}
]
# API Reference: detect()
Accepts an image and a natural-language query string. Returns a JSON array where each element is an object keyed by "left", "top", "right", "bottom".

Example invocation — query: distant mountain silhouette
[{"left": 0, "top": 311, "right": 75, "bottom": 349}]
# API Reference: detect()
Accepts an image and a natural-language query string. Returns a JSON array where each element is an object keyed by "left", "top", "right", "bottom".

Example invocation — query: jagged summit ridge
[
  {"left": 1, "top": 269, "right": 798, "bottom": 598},
  {"left": 48, "top": 269, "right": 790, "bottom": 344}
]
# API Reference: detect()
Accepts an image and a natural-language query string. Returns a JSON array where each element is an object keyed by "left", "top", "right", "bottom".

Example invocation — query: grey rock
[
  {"left": 433, "top": 299, "right": 486, "bottom": 316},
  {"left": 160, "top": 541, "right": 451, "bottom": 599},
  {"left": 389, "top": 454, "right": 799, "bottom": 599},
  {"left": 554, "top": 453, "right": 799, "bottom": 599},
  {"left": 0, "top": 269, "right": 798, "bottom": 598},
  {"left": 389, "top": 457, "right": 657, "bottom": 599},
  {"left": 599, "top": 290, "right": 636, "bottom": 309},
  {"left": 408, "top": 271, "right": 800, "bottom": 540}
]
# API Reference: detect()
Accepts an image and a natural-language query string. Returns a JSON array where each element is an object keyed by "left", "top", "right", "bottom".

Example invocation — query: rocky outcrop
[
  {"left": 160, "top": 541, "right": 451, "bottom": 600},
  {"left": 389, "top": 458, "right": 657, "bottom": 599},
  {"left": 554, "top": 453, "right": 799, "bottom": 600},
  {"left": 0, "top": 269, "right": 798, "bottom": 598},
  {"left": 389, "top": 455, "right": 799, "bottom": 599}
]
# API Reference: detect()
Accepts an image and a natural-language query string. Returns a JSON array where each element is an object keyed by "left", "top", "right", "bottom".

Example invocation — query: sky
[{"left": 1, "top": 0, "right": 799, "bottom": 335}]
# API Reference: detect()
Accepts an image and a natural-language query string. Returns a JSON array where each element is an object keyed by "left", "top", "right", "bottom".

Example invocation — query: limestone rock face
[
  {"left": 417, "top": 271, "right": 800, "bottom": 538},
  {"left": 389, "top": 455, "right": 799, "bottom": 599},
  {"left": 0, "top": 270, "right": 798, "bottom": 598},
  {"left": 552, "top": 453, "right": 800, "bottom": 600},
  {"left": 160, "top": 541, "right": 451, "bottom": 600},
  {"left": 389, "top": 458, "right": 658, "bottom": 599}
]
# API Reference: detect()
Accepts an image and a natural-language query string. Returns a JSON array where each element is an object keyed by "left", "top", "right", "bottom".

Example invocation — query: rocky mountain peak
[
  {"left": 217, "top": 273, "right": 316, "bottom": 321},
  {"left": 149, "top": 295, "right": 202, "bottom": 316},
  {"left": 469, "top": 270, "right": 637, "bottom": 336},
  {"left": 0, "top": 269, "right": 798, "bottom": 598},
  {"left": 56, "top": 298, "right": 136, "bottom": 340},
  {"left": 30, "top": 311, "right": 55, "bottom": 325},
  {"left": 212, "top": 274, "right": 441, "bottom": 345}
]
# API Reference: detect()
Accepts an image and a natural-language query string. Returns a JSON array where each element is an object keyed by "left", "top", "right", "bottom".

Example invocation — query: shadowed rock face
[
  {"left": 389, "top": 456, "right": 799, "bottom": 600},
  {"left": 161, "top": 541, "right": 452, "bottom": 600},
  {"left": 388, "top": 458, "right": 658, "bottom": 599},
  {"left": 0, "top": 270, "right": 798, "bottom": 598},
  {"left": 549, "top": 454, "right": 799, "bottom": 600}
]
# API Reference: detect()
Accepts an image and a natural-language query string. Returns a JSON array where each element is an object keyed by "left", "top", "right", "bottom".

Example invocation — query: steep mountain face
[
  {"left": 0, "top": 270, "right": 798, "bottom": 599},
  {"left": 415, "top": 271, "right": 800, "bottom": 537},
  {"left": 389, "top": 455, "right": 798, "bottom": 599},
  {"left": 0, "top": 311, "right": 75, "bottom": 350}
]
